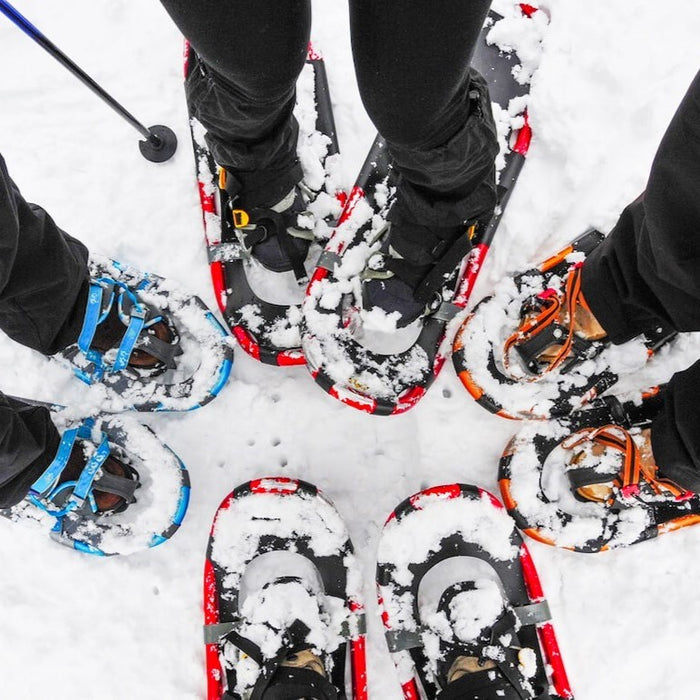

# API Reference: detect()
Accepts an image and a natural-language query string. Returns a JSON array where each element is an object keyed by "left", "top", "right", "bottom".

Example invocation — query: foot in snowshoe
[
  {"left": 430, "top": 581, "right": 546, "bottom": 699},
  {"left": 223, "top": 168, "right": 316, "bottom": 281},
  {"left": 499, "top": 387, "right": 700, "bottom": 552},
  {"left": 204, "top": 478, "right": 366, "bottom": 700},
  {"left": 2, "top": 410, "right": 189, "bottom": 555},
  {"left": 60, "top": 257, "right": 233, "bottom": 411},
  {"left": 377, "top": 484, "right": 573, "bottom": 699},
  {"left": 453, "top": 229, "right": 676, "bottom": 420},
  {"left": 361, "top": 220, "right": 474, "bottom": 329}
]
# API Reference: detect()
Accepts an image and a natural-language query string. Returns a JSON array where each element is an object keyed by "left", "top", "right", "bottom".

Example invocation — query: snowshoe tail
[
  {"left": 302, "top": 7, "right": 543, "bottom": 416},
  {"left": 203, "top": 477, "right": 367, "bottom": 700},
  {"left": 185, "top": 42, "right": 341, "bottom": 366},
  {"left": 377, "top": 484, "right": 573, "bottom": 699},
  {"left": 499, "top": 388, "right": 700, "bottom": 552}
]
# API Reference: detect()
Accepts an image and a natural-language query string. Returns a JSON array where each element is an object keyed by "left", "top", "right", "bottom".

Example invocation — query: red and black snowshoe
[
  {"left": 186, "top": 43, "right": 342, "bottom": 366},
  {"left": 302, "top": 6, "right": 544, "bottom": 415},
  {"left": 377, "top": 484, "right": 573, "bottom": 699},
  {"left": 499, "top": 387, "right": 700, "bottom": 553},
  {"left": 204, "top": 477, "right": 367, "bottom": 700}
]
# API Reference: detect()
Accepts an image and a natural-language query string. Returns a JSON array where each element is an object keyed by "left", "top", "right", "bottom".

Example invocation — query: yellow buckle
[
  {"left": 218, "top": 167, "right": 227, "bottom": 190},
  {"left": 232, "top": 209, "right": 250, "bottom": 228}
]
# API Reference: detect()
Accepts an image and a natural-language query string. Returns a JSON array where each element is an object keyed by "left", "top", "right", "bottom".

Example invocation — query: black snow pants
[
  {"left": 581, "top": 70, "right": 700, "bottom": 492},
  {"left": 160, "top": 0, "right": 498, "bottom": 228},
  {"left": 0, "top": 153, "right": 88, "bottom": 508}
]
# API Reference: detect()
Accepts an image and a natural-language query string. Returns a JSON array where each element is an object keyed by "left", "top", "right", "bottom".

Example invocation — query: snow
[{"left": 0, "top": 1, "right": 700, "bottom": 698}]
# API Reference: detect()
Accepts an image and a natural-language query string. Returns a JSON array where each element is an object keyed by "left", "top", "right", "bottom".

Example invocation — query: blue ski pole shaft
[{"left": 0, "top": 0, "right": 176, "bottom": 162}]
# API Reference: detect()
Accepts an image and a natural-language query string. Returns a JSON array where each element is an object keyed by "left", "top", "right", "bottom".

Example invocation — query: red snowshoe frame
[
  {"left": 204, "top": 477, "right": 367, "bottom": 700},
  {"left": 185, "top": 42, "right": 340, "bottom": 366},
  {"left": 377, "top": 484, "right": 573, "bottom": 699},
  {"left": 301, "top": 6, "right": 539, "bottom": 415}
]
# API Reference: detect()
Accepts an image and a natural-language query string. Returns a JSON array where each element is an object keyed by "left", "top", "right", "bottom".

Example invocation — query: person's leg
[
  {"left": 0, "top": 154, "right": 89, "bottom": 355},
  {"left": 0, "top": 395, "right": 59, "bottom": 509},
  {"left": 652, "top": 360, "right": 700, "bottom": 493},
  {"left": 349, "top": 0, "right": 497, "bottom": 229},
  {"left": 160, "top": 0, "right": 311, "bottom": 207},
  {"left": 581, "top": 70, "right": 700, "bottom": 343}
]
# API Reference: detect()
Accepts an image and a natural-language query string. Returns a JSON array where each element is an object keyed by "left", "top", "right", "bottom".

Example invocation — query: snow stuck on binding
[{"left": 377, "top": 492, "right": 518, "bottom": 627}]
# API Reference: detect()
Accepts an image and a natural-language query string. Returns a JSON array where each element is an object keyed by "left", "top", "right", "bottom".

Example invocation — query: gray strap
[
  {"left": 385, "top": 628, "right": 423, "bottom": 653},
  {"left": 203, "top": 620, "right": 240, "bottom": 645},
  {"left": 513, "top": 600, "right": 551, "bottom": 626},
  {"left": 134, "top": 334, "right": 183, "bottom": 368},
  {"left": 340, "top": 613, "right": 367, "bottom": 639},
  {"left": 93, "top": 472, "right": 138, "bottom": 503},
  {"left": 315, "top": 250, "right": 342, "bottom": 271},
  {"left": 208, "top": 241, "right": 247, "bottom": 263},
  {"left": 432, "top": 301, "right": 463, "bottom": 322}
]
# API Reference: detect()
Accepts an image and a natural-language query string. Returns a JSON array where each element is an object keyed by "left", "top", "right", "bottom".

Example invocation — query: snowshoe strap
[
  {"left": 503, "top": 264, "right": 602, "bottom": 380},
  {"left": 257, "top": 667, "right": 338, "bottom": 700},
  {"left": 77, "top": 280, "right": 158, "bottom": 377},
  {"left": 562, "top": 425, "right": 690, "bottom": 503},
  {"left": 92, "top": 471, "right": 138, "bottom": 504},
  {"left": 28, "top": 428, "right": 112, "bottom": 517},
  {"left": 437, "top": 668, "right": 526, "bottom": 700},
  {"left": 379, "top": 222, "right": 475, "bottom": 305},
  {"left": 133, "top": 334, "right": 182, "bottom": 369}
]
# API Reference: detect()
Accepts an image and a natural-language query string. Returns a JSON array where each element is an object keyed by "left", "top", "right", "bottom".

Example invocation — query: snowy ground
[{"left": 1, "top": 1, "right": 699, "bottom": 698}]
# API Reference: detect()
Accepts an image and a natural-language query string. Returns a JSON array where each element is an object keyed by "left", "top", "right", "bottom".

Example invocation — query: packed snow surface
[{"left": 1, "top": 1, "right": 700, "bottom": 698}]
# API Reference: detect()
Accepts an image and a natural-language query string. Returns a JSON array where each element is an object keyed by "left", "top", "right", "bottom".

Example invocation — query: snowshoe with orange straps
[
  {"left": 453, "top": 230, "right": 676, "bottom": 420},
  {"left": 499, "top": 387, "right": 700, "bottom": 553}
]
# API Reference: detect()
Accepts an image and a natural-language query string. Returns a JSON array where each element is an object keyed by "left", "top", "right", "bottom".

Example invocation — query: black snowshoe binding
[
  {"left": 186, "top": 43, "right": 341, "bottom": 366},
  {"left": 499, "top": 386, "right": 700, "bottom": 553},
  {"left": 302, "top": 6, "right": 545, "bottom": 415},
  {"left": 377, "top": 484, "right": 573, "bottom": 699},
  {"left": 454, "top": 230, "right": 676, "bottom": 420},
  {"left": 59, "top": 257, "right": 233, "bottom": 412},
  {"left": 1, "top": 398, "right": 189, "bottom": 556},
  {"left": 204, "top": 478, "right": 367, "bottom": 700}
]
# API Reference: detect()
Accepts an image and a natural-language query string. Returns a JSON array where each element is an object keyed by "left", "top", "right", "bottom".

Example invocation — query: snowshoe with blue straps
[
  {"left": 0, "top": 400, "right": 190, "bottom": 556},
  {"left": 60, "top": 256, "right": 233, "bottom": 412}
]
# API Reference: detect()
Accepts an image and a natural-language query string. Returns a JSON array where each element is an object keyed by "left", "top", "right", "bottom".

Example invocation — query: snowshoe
[
  {"left": 302, "top": 6, "right": 545, "bottom": 415},
  {"left": 204, "top": 477, "right": 367, "bottom": 700},
  {"left": 499, "top": 386, "right": 700, "bottom": 553},
  {"left": 0, "top": 398, "right": 189, "bottom": 556},
  {"left": 377, "top": 484, "right": 573, "bottom": 699},
  {"left": 186, "top": 42, "right": 342, "bottom": 366},
  {"left": 453, "top": 230, "right": 676, "bottom": 420},
  {"left": 59, "top": 256, "right": 233, "bottom": 411}
]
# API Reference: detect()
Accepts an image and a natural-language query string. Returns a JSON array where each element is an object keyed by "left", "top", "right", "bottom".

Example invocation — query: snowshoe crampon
[
  {"left": 377, "top": 484, "right": 573, "bottom": 699},
  {"left": 60, "top": 256, "right": 233, "bottom": 411},
  {"left": 204, "top": 477, "right": 367, "bottom": 700},
  {"left": 186, "top": 42, "right": 342, "bottom": 366},
  {"left": 453, "top": 228, "right": 676, "bottom": 421},
  {"left": 302, "top": 6, "right": 544, "bottom": 416},
  {"left": 1, "top": 402, "right": 189, "bottom": 556},
  {"left": 500, "top": 388, "right": 700, "bottom": 553}
]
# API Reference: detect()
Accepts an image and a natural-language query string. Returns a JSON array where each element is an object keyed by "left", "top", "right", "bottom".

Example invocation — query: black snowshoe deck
[{"left": 302, "top": 7, "right": 542, "bottom": 415}]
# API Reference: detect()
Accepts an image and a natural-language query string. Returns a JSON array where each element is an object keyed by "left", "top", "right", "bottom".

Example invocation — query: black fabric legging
[
  {"left": 0, "top": 153, "right": 85, "bottom": 507},
  {"left": 581, "top": 71, "right": 700, "bottom": 491},
  {"left": 161, "top": 0, "right": 497, "bottom": 227}
]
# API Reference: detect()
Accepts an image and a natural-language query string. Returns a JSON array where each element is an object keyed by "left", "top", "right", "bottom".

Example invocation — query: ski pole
[{"left": 0, "top": 0, "right": 177, "bottom": 163}]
